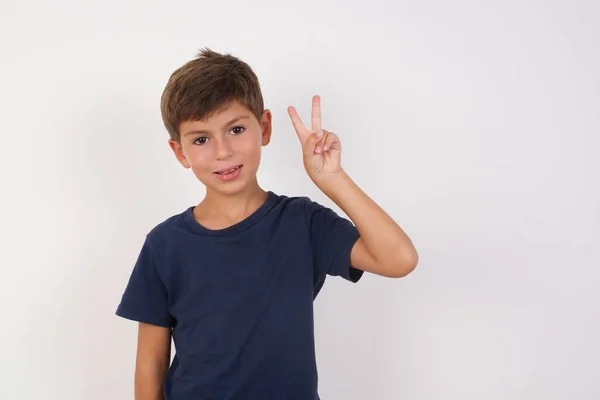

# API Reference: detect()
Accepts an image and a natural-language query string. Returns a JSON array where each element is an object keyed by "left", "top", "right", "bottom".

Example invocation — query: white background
[{"left": 1, "top": 0, "right": 599, "bottom": 399}]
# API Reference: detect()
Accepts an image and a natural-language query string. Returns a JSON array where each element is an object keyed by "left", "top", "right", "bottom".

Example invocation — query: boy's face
[{"left": 169, "top": 101, "right": 272, "bottom": 196}]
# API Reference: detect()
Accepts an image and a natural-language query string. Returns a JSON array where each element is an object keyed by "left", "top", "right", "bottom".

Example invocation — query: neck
[{"left": 196, "top": 182, "right": 268, "bottom": 223}]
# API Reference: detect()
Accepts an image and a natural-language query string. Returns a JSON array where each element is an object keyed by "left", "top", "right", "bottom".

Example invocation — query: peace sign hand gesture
[{"left": 287, "top": 95, "right": 343, "bottom": 184}]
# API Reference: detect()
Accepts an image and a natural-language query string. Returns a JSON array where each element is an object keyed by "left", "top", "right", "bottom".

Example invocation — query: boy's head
[{"left": 161, "top": 48, "right": 272, "bottom": 195}]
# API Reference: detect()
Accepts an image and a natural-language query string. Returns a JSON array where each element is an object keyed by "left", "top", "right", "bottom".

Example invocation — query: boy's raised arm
[
  {"left": 135, "top": 323, "right": 172, "bottom": 400},
  {"left": 288, "top": 95, "right": 418, "bottom": 278},
  {"left": 317, "top": 169, "right": 418, "bottom": 278}
]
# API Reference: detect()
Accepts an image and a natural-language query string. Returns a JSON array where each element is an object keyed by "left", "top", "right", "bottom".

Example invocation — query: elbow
[{"left": 386, "top": 249, "right": 419, "bottom": 278}]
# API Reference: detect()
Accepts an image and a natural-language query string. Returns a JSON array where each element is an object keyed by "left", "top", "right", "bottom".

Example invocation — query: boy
[{"left": 116, "top": 48, "right": 418, "bottom": 400}]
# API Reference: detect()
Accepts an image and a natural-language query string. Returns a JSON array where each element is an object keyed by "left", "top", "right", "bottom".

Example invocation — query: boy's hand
[{"left": 287, "top": 95, "right": 343, "bottom": 184}]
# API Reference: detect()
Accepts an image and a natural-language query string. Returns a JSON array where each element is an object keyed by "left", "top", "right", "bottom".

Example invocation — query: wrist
[{"left": 311, "top": 168, "right": 352, "bottom": 198}]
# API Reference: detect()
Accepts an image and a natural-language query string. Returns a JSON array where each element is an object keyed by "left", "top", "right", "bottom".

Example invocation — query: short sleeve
[
  {"left": 115, "top": 237, "right": 175, "bottom": 328},
  {"left": 304, "top": 198, "right": 363, "bottom": 286}
]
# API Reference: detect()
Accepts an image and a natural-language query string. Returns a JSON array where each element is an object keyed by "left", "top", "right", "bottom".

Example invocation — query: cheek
[
  {"left": 240, "top": 138, "right": 262, "bottom": 161},
  {"left": 185, "top": 149, "right": 213, "bottom": 172},
  {"left": 233, "top": 133, "right": 259, "bottom": 152}
]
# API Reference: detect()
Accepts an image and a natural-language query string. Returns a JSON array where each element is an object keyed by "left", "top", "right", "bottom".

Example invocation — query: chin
[
  {"left": 207, "top": 177, "right": 258, "bottom": 197},
  {"left": 211, "top": 184, "right": 247, "bottom": 196}
]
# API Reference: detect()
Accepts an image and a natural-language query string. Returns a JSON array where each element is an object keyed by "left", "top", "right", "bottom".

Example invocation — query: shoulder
[
  {"left": 271, "top": 193, "right": 324, "bottom": 219},
  {"left": 277, "top": 192, "right": 336, "bottom": 212},
  {"left": 272, "top": 193, "right": 346, "bottom": 230},
  {"left": 144, "top": 207, "right": 191, "bottom": 245}
]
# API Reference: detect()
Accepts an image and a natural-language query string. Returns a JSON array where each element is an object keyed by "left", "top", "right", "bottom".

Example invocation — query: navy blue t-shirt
[{"left": 116, "top": 191, "right": 363, "bottom": 399}]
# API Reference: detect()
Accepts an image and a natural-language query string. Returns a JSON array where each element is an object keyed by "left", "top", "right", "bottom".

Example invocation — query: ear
[
  {"left": 260, "top": 109, "right": 273, "bottom": 146},
  {"left": 168, "top": 139, "right": 191, "bottom": 169}
]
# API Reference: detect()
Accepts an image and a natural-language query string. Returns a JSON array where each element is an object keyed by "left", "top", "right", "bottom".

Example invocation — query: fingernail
[{"left": 316, "top": 146, "right": 322, "bottom": 153}]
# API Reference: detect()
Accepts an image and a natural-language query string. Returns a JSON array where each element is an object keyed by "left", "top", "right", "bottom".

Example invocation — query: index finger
[{"left": 287, "top": 106, "right": 310, "bottom": 139}]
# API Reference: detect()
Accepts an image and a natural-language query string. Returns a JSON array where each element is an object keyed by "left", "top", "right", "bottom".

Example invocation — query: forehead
[{"left": 191, "top": 101, "right": 253, "bottom": 126}]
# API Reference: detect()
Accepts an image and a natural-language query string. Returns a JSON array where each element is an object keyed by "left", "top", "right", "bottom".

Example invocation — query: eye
[
  {"left": 230, "top": 126, "right": 245, "bottom": 135},
  {"left": 192, "top": 136, "right": 208, "bottom": 145}
]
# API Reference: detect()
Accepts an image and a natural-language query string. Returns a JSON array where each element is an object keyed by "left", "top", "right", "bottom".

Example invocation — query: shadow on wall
[{"left": 45, "top": 86, "right": 174, "bottom": 399}]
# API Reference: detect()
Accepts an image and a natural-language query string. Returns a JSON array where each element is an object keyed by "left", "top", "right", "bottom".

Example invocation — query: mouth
[{"left": 214, "top": 165, "right": 243, "bottom": 175}]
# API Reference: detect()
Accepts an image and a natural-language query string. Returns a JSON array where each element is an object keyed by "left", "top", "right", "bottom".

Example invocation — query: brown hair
[{"left": 160, "top": 48, "right": 265, "bottom": 142}]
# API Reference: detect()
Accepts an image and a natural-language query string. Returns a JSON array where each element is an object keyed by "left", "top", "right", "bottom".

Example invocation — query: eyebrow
[{"left": 182, "top": 116, "right": 251, "bottom": 137}]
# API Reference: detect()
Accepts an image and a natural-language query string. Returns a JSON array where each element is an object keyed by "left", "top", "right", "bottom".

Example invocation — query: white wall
[{"left": 1, "top": 0, "right": 599, "bottom": 399}]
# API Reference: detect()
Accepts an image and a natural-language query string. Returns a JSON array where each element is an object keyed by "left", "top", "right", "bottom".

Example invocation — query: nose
[{"left": 214, "top": 136, "right": 234, "bottom": 160}]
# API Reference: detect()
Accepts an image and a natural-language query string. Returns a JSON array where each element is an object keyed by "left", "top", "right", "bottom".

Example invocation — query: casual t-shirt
[{"left": 116, "top": 191, "right": 363, "bottom": 400}]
